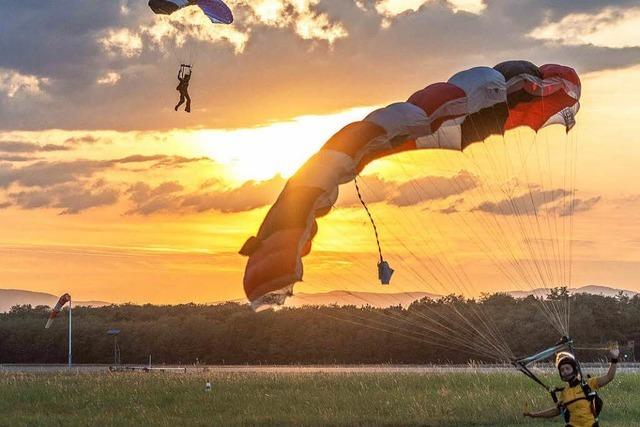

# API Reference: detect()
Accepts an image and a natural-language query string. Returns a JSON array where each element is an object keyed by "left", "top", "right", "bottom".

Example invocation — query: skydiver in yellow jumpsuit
[{"left": 523, "top": 347, "right": 619, "bottom": 427}]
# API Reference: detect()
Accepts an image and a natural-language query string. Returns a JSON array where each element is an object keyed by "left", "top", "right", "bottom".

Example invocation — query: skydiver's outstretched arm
[
  {"left": 523, "top": 406, "right": 560, "bottom": 419},
  {"left": 597, "top": 347, "right": 619, "bottom": 388}
]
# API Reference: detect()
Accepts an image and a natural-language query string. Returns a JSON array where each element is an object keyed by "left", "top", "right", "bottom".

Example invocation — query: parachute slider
[
  {"left": 512, "top": 337, "right": 573, "bottom": 394},
  {"left": 378, "top": 260, "right": 394, "bottom": 285},
  {"left": 514, "top": 336, "right": 573, "bottom": 368}
]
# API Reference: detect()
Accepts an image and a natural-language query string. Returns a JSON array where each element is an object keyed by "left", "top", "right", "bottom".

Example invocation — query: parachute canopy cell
[
  {"left": 240, "top": 60, "right": 581, "bottom": 311},
  {"left": 148, "top": 0, "right": 233, "bottom": 24}
]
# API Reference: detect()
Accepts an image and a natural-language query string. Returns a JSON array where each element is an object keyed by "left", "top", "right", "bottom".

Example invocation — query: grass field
[{"left": 1, "top": 371, "right": 638, "bottom": 426}]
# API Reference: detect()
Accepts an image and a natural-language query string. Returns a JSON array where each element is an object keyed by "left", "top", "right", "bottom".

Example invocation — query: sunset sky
[{"left": 1, "top": 0, "right": 640, "bottom": 304}]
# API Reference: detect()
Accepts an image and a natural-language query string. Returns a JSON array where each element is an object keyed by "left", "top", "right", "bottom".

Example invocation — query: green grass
[{"left": 0, "top": 371, "right": 638, "bottom": 426}]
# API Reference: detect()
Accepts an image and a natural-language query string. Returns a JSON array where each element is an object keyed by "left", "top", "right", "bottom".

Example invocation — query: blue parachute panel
[{"left": 198, "top": 0, "right": 234, "bottom": 24}]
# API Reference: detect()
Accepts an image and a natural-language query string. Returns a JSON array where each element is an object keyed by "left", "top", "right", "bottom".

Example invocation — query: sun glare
[{"left": 191, "top": 107, "right": 374, "bottom": 182}]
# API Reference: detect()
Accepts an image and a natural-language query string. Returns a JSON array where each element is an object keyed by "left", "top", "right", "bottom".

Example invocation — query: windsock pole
[{"left": 68, "top": 298, "right": 72, "bottom": 368}]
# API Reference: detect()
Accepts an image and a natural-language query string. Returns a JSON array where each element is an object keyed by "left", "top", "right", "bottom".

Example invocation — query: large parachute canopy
[
  {"left": 148, "top": 0, "right": 234, "bottom": 24},
  {"left": 240, "top": 60, "right": 581, "bottom": 312},
  {"left": 45, "top": 293, "right": 71, "bottom": 329}
]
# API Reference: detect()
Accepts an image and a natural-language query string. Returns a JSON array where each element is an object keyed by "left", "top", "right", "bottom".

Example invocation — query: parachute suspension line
[
  {"left": 426, "top": 142, "right": 535, "bottom": 293},
  {"left": 489, "top": 108, "right": 564, "bottom": 328},
  {"left": 346, "top": 174, "right": 512, "bottom": 360},
  {"left": 316, "top": 308, "right": 503, "bottom": 360},
  {"left": 386, "top": 159, "right": 513, "bottom": 359},
  {"left": 294, "top": 202, "right": 494, "bottom": 355},
  {"left": 561, "top": 129, "right": 571, "bottom": 329},
  {"left": 320, "top": 183, "right": 449, "bottom": 306},
  {"left": 435, "top": 144, "right": 537, "bottom": 292},
  {"left": 355, "top": 171, "right": 514, "bottom": 361},
  {"left": 466, "top": 120, "right": 548, "bottom": 293},
  {"left": 354, "top": 176, "right": 383, "bottom": 263},
  {"left": 530, "top": 107, "right": 566, "bottom": 307},
  {"left": 348, "top": 180, "right": 495, "bottom": 358},
  {"left": 488, "top": 104, "right": 567, "bottom": 332},
  {"left": 567, "top": 127, "right": 579, "bottom": 330},
  {"left": 294, "top": 259, "right": 504, "bottom": 360},
  {"left": 456, "top": 114, "right": 566, "bottom": 335},
  {"left": 536, "top": 92, "right": 574, "bottom": 337},
  {"left": 466, "top": 117, "right": 548, "bottom": 287},
  {"left": 485, "top": 108, "right": 567, "bottom": 335},
  {"left": 432, "top": 149, "right": 562, "bottom": 335},
  {"left": 542, "top": 93, "right": 574, "bottom": 337}
]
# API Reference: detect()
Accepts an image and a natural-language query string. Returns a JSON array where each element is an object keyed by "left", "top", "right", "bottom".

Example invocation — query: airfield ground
[{"left": 1, "top": 370, "right": 639, "bottom": 426}]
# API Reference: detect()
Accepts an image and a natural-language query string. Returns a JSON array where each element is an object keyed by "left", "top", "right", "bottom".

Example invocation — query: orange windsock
[{"left": 45, "top": 293, "right": 71, "bottom": 329}]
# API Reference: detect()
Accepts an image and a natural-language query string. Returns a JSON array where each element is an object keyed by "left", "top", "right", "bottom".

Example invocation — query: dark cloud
[
  {"left": 0, "top": 140, "right": 69, "bottom": 153},
  {"left": 0, "top": 155, "right": 209, "bottom": 188},
  {"left": 472, "top": 188, "right": 569, "bottom": 215},
  {"left": 0, "top": 155, "right": 36, "bottom": 162},
  {"left": 556, "top": 196, "right": 601, "bottom": 216},
  {"left": 0, "top": 159, "right": 106, "bottom": 188},
  {"left": 482, "top": 0, "right": 640, "bottom": 28},
  {"left": 149, "top": 156, "right": 210, "bottom": 168},
  {"left": 1, "top": 1, "right": 639, "bottom": 130},
  {"left": 337, "top": 171, "right": 478, "bottom": 207},
  {"left": 125, "top": 175, "right": 286, "bottom": 215},
  {"left": 124, "top": 182, "right": 175, "bottom": 215},
  {"left": 199, "top": 178, "right": 221, "bottom": 189},
  {"left": 437, "top": 196, "right": 465, "bottom": 212},
  {"left": 391, "top": 171, "right": 478, "bottom": 206},
  {"left": 181, "top": 175, "right": 286, "bottom": 213},
  {"left": 438, "top": 205, "right": 460, "bottom": 214},
  {"left": 111, "top": 154, "right": 169, "bottom": 164},
  {"left": 64, "top": 135, "right": 102, "bottom": 145},
  {"left": 436, "top": 197, "right": 464, "bottom": 214},
  {"left": 125, "top": 181, "right": 184, "bottom": 215},
  {"left": 8, "top": 182, "right": 119, "bottom": 214}
]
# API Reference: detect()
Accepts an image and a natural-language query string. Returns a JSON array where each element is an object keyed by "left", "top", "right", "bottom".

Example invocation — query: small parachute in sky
[
  {"left": 45, "top": 293, "right": 71, "bottom": 329},
  {"left": 148, "top": 0, "right": 233, "bottom": 25}
]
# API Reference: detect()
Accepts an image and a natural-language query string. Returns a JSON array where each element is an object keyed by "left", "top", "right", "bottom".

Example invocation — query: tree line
[{"left": 1, "top": 290, "right": 638, "bottom": 365}]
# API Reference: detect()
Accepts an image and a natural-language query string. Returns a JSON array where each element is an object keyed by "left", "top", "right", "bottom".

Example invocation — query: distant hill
[
  {"left": 506, "top": 285, "right": 637, "bottom": 299},
  {"left": 3, "top": 285, "right": 635, "bottom": 313},
  {"left": 231, "top": 285, "right": 637, "bottom": 308},
  {"left": 0, "top": 289, "right": 110, "bottom": 313}
]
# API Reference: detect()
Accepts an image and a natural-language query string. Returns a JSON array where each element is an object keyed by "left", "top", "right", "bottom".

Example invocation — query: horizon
[
  {"left": 2, "top": 1, "right": 640, "bottom": 306},
  {"left": 2, "top": 283, "right": 636, "bottom": 310}
]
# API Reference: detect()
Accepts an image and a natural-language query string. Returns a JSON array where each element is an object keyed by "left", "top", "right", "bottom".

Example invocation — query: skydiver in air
[
  {"left": 174, "top": 64, "right": 192, "bottom": 113},
  {"left": 523, "top": 347, "right": 619, "bottom": 427}
]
